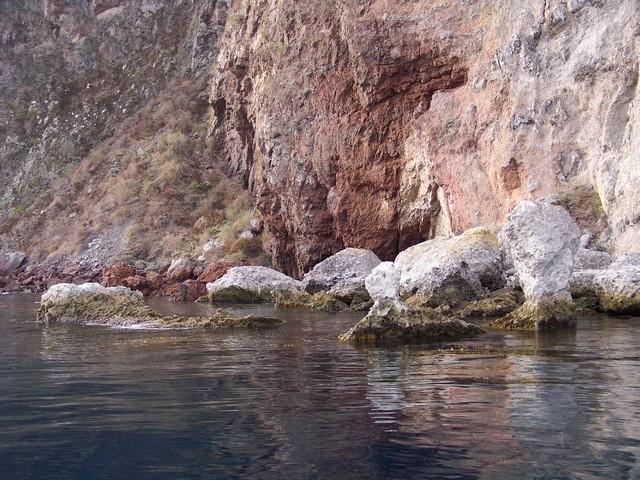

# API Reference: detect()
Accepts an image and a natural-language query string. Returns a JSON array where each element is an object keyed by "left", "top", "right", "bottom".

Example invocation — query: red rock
[
  {"left": 166, "top": 258, "right": 197, "bottom": 282},
  {"left": 102, "top": 262, "right": 138, "bottom": 287},
  {"left": 197, "top": 260, "right": 242, "bottom": 283}
]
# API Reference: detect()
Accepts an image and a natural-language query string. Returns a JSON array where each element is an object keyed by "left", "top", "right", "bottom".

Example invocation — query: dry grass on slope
[{"left": 2, "top": 79, "right": 268, "bottom": 267}]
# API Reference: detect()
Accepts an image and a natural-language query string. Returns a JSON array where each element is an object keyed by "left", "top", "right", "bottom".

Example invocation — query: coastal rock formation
[
  {"left": 206, "top": 266, "right": 303, "bottom": 302},
  {"left": 596, "top": 266, "right": 640, "bottom": 315},
  {"left": 38, "top": 282, "right": 281, "bottom": 329},
  {"left": 495, "top": 201, "right": 580, "bottom": 329},
  {"left": 302, "top": 248, "right": 381, "bottom": 303},
  {"left": 209, "top": 0, "right": 640, "bottom": 277},
  {"left": 394, "top": 228, "right": 505, "bottom": 306},
  {"left": 339, "top": 260, "right": 484, "bottom": 344}
]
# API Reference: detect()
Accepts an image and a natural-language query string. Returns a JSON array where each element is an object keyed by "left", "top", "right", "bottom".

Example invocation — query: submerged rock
[
  {"left": 302, "top": 248, "right": 381, "bottom": 304},
  {"left": 206, "top": 266, "right": 303, "bottom": 303},
  {"left": 494, "top": 201, "right": 580, "bottom": 329},
  {"left": 339, "top": 309, "right": 484, "bottom": 345},
  {"left": 38, "top": 283, "right": 281, "bottom": 329},
  {"left": 274, "top": 290, "right": 350, "bottom": 312},
  {"left": 394, "top": 227, "right": 505, "bottom": 306}
]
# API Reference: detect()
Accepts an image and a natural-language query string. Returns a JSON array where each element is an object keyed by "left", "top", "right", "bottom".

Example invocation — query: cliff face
[
  {"left": 2, "top": 0, "right": 639, "bottom": 279},
  {"left": 210, "top": 0, "right": 640, "bottom": 277}
]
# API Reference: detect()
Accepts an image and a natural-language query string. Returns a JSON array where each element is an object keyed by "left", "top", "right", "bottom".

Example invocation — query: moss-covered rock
[
  {"left": 206, "top": 266, "right": 303, "bottom": 303},
  {"left": 339, "top": 308, "right": 484, "bottom": 345},
  {"left": 205, "top": 286, "right": 273, "bottom": 303},
  {"left": 490, "top": 298, "right": 577, "bottom": 330},
  {"left": 456, "top": 289, "right": 523, "bottom": 319},
  {"left": 274, "top": 291, "right": 349, "bottom": 312},
  {"left": 38, "top": 283, "right": 282, "bottom": 329}
]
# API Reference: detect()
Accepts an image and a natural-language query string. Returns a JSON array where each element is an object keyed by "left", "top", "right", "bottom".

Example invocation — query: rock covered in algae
[
  {"left": 339, "top": 309, "right": 484, "bottom": 344},
  {"left": 38, "top": 283, "right": 282, "bottom": 329},
  {"left": 206, "top": 266, "right": 303, "bottom": 303},
  {"left": 595, "top": 265, "right": 640, "bottom": 314},
  {"left": 274, "top": 290, "right": 349, "bottom": 312}
]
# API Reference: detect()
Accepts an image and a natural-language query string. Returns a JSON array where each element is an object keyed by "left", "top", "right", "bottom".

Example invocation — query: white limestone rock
[
  {"left": 365, "top": 262, "right": 407, "bottom": 316},
  {"left": 395, "top": 227, "right": 505, "bottom": 305},
  {"left": 207, "top": 266, "right": 303, "bottom": 303}
]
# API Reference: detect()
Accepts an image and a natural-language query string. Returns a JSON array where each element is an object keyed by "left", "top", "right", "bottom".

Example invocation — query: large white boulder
[
  {"left": 41, "top": 282, "right": 143, "bottom": 303},
  {"left": 495, "top": 201, "right": 580, "bottom": 329},
  {"left": 206, "top": 266, "right": 303, "bottom": 302},
  {"left": 394, "top": 227, "right": 505, "bottom": 305},
  {"left": 302, "top": 248, "right": 381, "bottom": 301}
]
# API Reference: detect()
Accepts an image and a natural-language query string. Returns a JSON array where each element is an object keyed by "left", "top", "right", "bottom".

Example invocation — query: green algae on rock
[
  {"left": 38, "top": 283, "right": 282, "bottom": 330},
  {"left": 456, "top": 289, "right": 523, "bottom": 319},
  {"left": 274, "top": 291, "right": 349, "bottom": 313},
  {"left": 339, "top": 309, "right": 485, "bottom": 345},
  {"left": 490, "top": 298, "right": 577, "bottom": 331}
]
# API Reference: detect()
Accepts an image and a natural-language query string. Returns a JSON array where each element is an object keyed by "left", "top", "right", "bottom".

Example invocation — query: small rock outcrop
[
  {"left": 394, "top": 227, "right": 505, "bottom": 306},
  {"left": 38, "top": 283, "right": 282, "bottom": 329},
  {"left": 493, "top": 201, "right": 581, "bottom": 329},
  {"left": 339, "top": 262, "right": 484, "bottom": 344},
  {"left": 302, "top": 248, "right": 381, "bottom": 304},
  {"left": 206, "top": 266, "right": 303, "bottom": 303},
  {"left": 595, "top": 262, "right": 640, "bottom": 315}
]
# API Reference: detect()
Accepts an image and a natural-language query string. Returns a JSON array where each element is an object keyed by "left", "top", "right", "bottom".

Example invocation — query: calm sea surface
[{"left": 1, "top": 293, "right": 639, "bottom": 479}]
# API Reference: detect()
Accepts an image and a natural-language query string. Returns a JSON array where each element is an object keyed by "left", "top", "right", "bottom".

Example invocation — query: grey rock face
[
  {"left": 499, "top": 201, "right": 580, "bottom": 303},
  {"left": 394, "top": 227, "right": 505, "bottom": 305},
  {"left": 207, "top": 266, "right": 303, "bottom": 302},
  {"left": 595, "top": 261, "right": 640, "bottom": 314},
  {"left": 0, "top": 251, "right": 27, "bottom": 276},
  {"left": 574, "top": 248, "right": 612, "bottom": 270},
  {"left": 365, "top": 262, "right": 406, "bottom": 316},
  {"left": 302, "top": 248, "right": 381, "bottom": 301}
]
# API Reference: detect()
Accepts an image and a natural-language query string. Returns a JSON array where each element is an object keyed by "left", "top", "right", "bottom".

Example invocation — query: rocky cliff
[
  {"left": 210, "top": 0, "right": 639, "bottom": 277},
  {"left": 2, "top": 0, "right": 639, "bottom": 281}
]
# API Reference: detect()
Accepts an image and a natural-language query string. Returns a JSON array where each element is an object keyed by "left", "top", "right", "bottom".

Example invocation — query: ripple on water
[{"left": 0, "top": 294, "right": 639, "bottom": 479}]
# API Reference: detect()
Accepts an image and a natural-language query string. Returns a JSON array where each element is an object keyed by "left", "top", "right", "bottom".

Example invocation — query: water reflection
[{"left": 0, "top": 294, "right": 639, "bottom": 479}]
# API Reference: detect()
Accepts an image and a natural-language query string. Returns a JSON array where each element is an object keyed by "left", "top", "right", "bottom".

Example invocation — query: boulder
[
  {"left": 197, "top": 260, "right": 243, "bottom": 283},
  {"left": 302, "top": 248, "right": 381, "bottom": 303},
  {"left": 38, "top": 283, "right": 281, "bottom": 329},
  {"left": 206, "top": 266, "right": 303, "bottom": 303},
  {"left": 595, "top": 264, "right": 640, "bottom": 315},
  {"left": 167, "top": 257, "right": 197, "bottom": 282},
  {"left": 0, "top": 251, "right": 27, "bottom": 276},
  {"left": 493, "top": 201, "right": 581, "bottom": 329},
  {"left": 394, "top": 227, "right": 505, "bottom": 306},
  {"left": 102, "top": 262, "right": 138, "bottom": 287}
]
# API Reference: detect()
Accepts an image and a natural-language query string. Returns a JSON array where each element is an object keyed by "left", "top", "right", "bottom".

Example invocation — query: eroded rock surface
[
  {"left": 209, "top": 0, "right": 640, "bottom": 276},
  {"left": 495, "top": 201, "right": 580, "bottom": 329},
  {"left": 394, "top": 227, "right": 505, "bottom": 306}
]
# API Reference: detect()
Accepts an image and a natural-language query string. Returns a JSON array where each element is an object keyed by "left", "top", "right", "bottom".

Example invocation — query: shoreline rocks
[
  {"left": 492, "top": 201, "right": 580, "bottom": 330},
  {"left": 395, "top": 227, "right": 505, "bottom": 307},
  {"left": 339, "top": 261, "right": 485, "bottom": 344},
  {"left": 302, "top": 248, "right": 381, "bottom": 305},
  {"left": 38, "top": 283, "right": 282, "bottom": 329},
  {"left": 205, "top": 266, "right": 303, "bottom": 303}
]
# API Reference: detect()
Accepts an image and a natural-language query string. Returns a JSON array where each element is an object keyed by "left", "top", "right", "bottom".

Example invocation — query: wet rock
[
  {"left": 494, "top": 201, "right": 581, "bottom": 329},
  {"left": 457, "top": 289, "right": 523, "bottom": 319},
  {"left": 274, "top": 291, "right": 349, "bottom": 313},
  {"left": 38, "top": 283, "right": 282, "bottom": 329},
  {"left": 395, "top": 227, "right": 505, "bottom": 306},
  {"left": 339, "top": 308, "right": 484, "bottom": 345},
  {"left": 302, "top": 248, "right": 381, "bottom": 303},
  {"left": 206, "top": 266, "right": 303, "bottom": 303}
]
